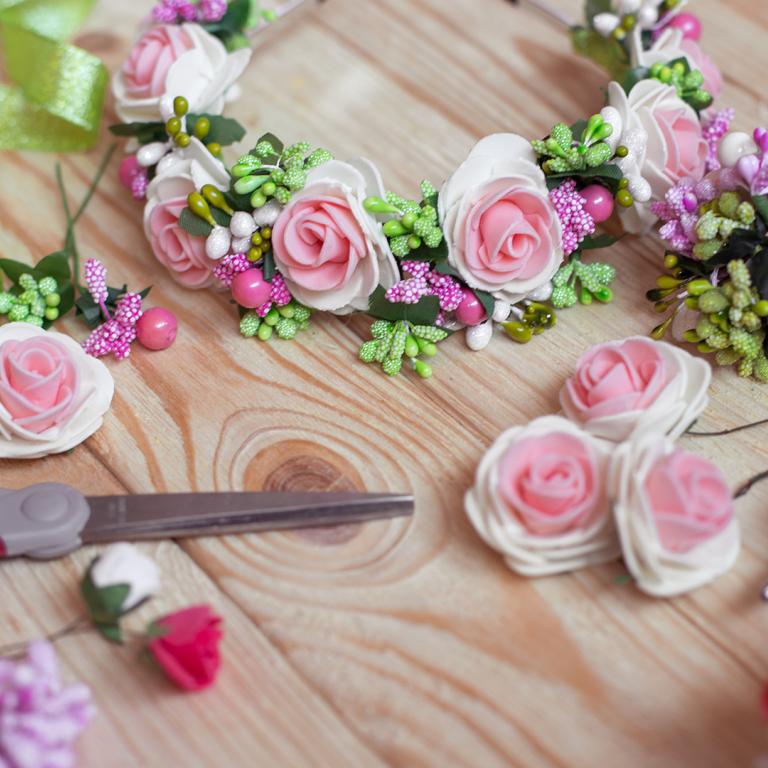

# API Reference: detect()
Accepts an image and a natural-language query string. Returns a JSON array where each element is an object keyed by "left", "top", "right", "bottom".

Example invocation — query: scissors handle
[{"left": 0, "top": 484, "right": 90, "bottom": 560}]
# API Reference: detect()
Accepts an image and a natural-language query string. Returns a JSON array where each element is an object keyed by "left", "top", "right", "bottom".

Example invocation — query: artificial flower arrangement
[
  {"left": 103, "top": 0, "right": 727, "bottom": 379},
  {"left": 0, "top": 543, "right": 225, "bottom": 762},
  {"left": 466, "top": 335, "right": 741, "bottom": 598}
]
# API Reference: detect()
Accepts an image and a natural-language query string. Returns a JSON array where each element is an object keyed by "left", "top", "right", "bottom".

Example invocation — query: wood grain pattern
[{"left": 2, "top": 0, "right": 768, "bottom": 765}]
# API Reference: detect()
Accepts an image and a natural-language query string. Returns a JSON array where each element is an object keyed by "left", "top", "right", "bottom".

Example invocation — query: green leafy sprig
[{"left": 359, "top": 319, "right": 448, "bottom": 378}]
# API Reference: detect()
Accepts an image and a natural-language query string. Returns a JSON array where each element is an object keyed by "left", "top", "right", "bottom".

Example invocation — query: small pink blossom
[
  {"left": 385, "top": 261, "right": 463, "bottom": 312},
  {"left": 84, "top": 258, "right": 108, "bottom": 307},
  {"left": 152, "top": 0, "right": 228, "bottom": 24},
  {"left": 702, "top": 109, "right": 735, "bottom": 173},
  {"left": 0, "top": 641, "right": 94, "bottom": 768},
  {"left": 549, "top": 180, "right": 596, "bottom": 257},
  {"left": 213, "top": 253, "right": 250, "bottom": 288}
]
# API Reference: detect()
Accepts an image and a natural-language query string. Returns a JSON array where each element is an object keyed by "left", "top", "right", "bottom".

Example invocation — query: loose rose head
[
  {"left": 610, "top": 437, "right": 739, "bottom": 597},
  {"left": 148, "top": 605, "right": 223, "bottom": 691},
  {"left": 465, "top": 416, "right": 619, "bottom": 576},
  {"left": 0, "top": 641, "right": 94, "bottom": 767},
  {"left": 144, "top": 138, "right": 231, "bottom": 288},
  {"left": 0, "top": 325, "right": 114, "bottom": 460},
  {"left": 89, "top": 543, "right": 161, "bottom": 613},
  {"left": 113, "top": 24, "right": 251, "bottom": 123},
  {"left": 272, "top": 159, "right": 399, "bottom": 313},
  {"left": 607, "top": 80, "right": 707, "bottom": 232},
  {"left": 440, "top": 134, "right": 563, "bottom": 304},
  {"left": 561, "top": 336, "right": 710, "bottom": 443}
]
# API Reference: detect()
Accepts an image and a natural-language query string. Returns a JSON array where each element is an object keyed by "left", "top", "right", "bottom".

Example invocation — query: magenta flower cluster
[
  {"left": 385, "top": 261, "right": 463, "bottom": 313},
  {"left": 214, "top": 254, "right": 293, "bottom": 316},
  {"left": 82, "top": 259, "right": 144, "bottom": 360},
  {"left": 549, "top": 180, "right": 596, "bottom": 256},
  {"left": 701, "top": 109, "right": 735, "bottom": 173},
  {"left": 651, "top": 177, "right": 719, "bottom": 255},
  {"left": 0, "top": 641, "right": 94, "bottom": 768},
  {"left": 152, "top": 0, "right": 228, "bottom": 23}
]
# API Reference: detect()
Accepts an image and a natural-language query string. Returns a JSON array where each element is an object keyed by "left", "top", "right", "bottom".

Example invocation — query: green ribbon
[{"left": 0, "top": 0, "right": 107, "bottom": 151}]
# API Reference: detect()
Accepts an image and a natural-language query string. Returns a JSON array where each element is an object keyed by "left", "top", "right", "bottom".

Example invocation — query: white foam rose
[
  {"left": 113, "top": 23, "right": 251, "bottom": 124},
  {"left": 465, "top": 416, "right": 620, "bottom": 577},
  {"left": 0, "top": 324, "right": 114, "bottom": 460},
  {"left": 271, "top": 158, "right": 399, "bottom": 313},
  {"left": 439, "top": 134, "right": 563, "bottom": 304},
  {"left": 560, "top": 336, "right": 710, "bottom": 444},
  {"left": 606, "top": 80, "right": 707, "bottom": 232},
  {"left": 609, "top": 436, "right": 739, "bottom": 598}
]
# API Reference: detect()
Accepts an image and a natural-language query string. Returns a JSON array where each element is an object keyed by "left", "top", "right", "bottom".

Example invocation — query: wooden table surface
[{"left": 2, "top": 0, "right": 768, "bottom": 765}]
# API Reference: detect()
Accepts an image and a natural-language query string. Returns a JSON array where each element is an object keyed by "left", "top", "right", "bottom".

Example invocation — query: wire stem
[
  {"left": 688, "top": 418, "right": 768, "bottom": 437},
  {"left": 0, "top": 614, "right": 89, "bottom": 659},
  {"left": 736, "top": 469, "right": 768, "bottom": 499}
]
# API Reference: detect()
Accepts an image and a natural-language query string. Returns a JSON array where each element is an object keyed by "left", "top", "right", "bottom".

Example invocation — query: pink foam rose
[
  {"left": 565, "top": 338, "right": 668, "bottom": 420},
  {"left": 656, "top": 105, "right": 708, "bottom": 183},
  {"left": 121, "top": 25, "right": 194, "bottom": 101},
  {"left": 147, "top": 196, "right": 217, "bottom": 289},
  {"left": 273, "top": 196, "right": 367, "bottom": 293},
  {"left": 0, "top": 338, "right": 80, "bottom": 434},
  {"left": 680, "top": 39, "right": 723, "bottom": 99},
  {"left": 497, "top": 431, "right": 602, "bottom": 536},
  {"left": 440, "top": 134, "right": 563, "bottom": 304},
  {"left": 561, "top": 336, "right": 711, "bottom": 443},
  {"left": 644, "top": 448, "right": 733, "bottom": 553}
]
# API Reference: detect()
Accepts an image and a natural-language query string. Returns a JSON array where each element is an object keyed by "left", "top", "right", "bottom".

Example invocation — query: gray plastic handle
[{"left": 0, "top": 484, "right": 91, "bottom": 560}]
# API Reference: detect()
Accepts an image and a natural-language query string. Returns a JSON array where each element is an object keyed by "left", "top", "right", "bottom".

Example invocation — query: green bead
[
  {"left": 415, "top": 338, "right": 437, "bottom": 357},
  {"left": 25, "top": 315, "right": 44, "bottom": 328},
  {"left": 187, "top": 193, "right": 216, "bottom": 226},
  {"left": 18, "top": 290, "right": 37, "bottom": 305},
  {"left": 616, "top": 189, "right": 633, "bottom": 208},
  {"left": 173, "top": 96, "right": 188, "bottom": 117},
  {"left": 251, "top": 191, "right": 267, "bottom": 208},
  {"left": 363, "top": 196, "right": 400, "bottom": 215},
  {"left": 166, "top": 117, "right": 181, "bottom": 135},
  {"left": 650, "top": 317, "right": 673, "bottom": 340},
  {"left": 414, "top": 360, "right": 432, "bottom": 379},
  {"left": 8, "top": 304, "right": 28, "bottom": 322},
  {"left": 264, "top": 308, "right": 280, "bottom": 326},
  {"left": 193, "top": 117, "right": 210, "bottom": 140},
  {"left": 407, "top": 235, "right": 422, "bottom": 250},
  {"left": 30, "top": 297, "right": 46, "bottom": 317},
  {"left": 262, "top": 181, "right": 277, "bottom": 197},
  {"left": 18, "top": 274, "right": 36, "bottom": 291},
  {"left": 687, "top": 279, "right": 713, "bottom": 296},
  {"left": 44, "top": 307, "right": 59, "bottom": 322},
  {"left": 174, "top": 132, "right": 190, "bottom": 148},
  {"left": 755, "top": 300, "right": 768, "bottom": 317},
  {"left": 381, "top": 358, "right": 402, "bottom": 376},
  {"left": 502, "top": 321, "right": 533, "bottom": 344},
  {"left": 207, "top": 143, "right": 222, "bottom": 158},
  {"left": 593, "top": 287, "right": 613, "bottom": 303},
  {"left": 276, "top": 318, "right": 298, "bottom": 339},
  {"left": 663, "top": 253, "right": 679, "bottom": 270},
  {"left": 401, "top": 212, "right": 417, "bottom": 231},
  {"left": 234, "top": 175, "right": 266, "bottom": 195},
  {"left": 277, "top": 304, "right": 295, "bottom": 319},
  {"left": 240, "top": 312, "right": 261, "bottom": 337},
  {"left": 257, "top": 323, "right": 273, "bottom": 341},
  {"left": 615, "top": 145, "right": 629, "bottom": 158},
  {"left": 292, "top": 304, "right": 310, "bottom": 323},
  {"left": 383, "top": 220, "right": 408, "bottom": 237},
  {"left": 359, "top": 340, "right": 378, "bottom": 363},
  {"left": 405, "top": 335, "right": 420, "bottom": 358},
  {"left": 202, "top": 184, "right": 234, "bottom": 215},
  {"left": 0, "top": 293, "right": 14, "bottom": 314}
]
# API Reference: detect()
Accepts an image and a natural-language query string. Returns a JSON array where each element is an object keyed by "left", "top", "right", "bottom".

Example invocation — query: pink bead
[
  {"left": 455, "top": 288, "right": 487, "bottom": 326},
  {"left": 118, "top": 155, "right": 140, "bottom": 189},
  {"left": 136, "top": 307, "right": 178, "bottom": 351},
  {"left": 666, "top": 12, "right": 702, "bottom": 41},
  {"left": 231, "top": 268, "right": 272, "bottom": 309},
  {"left": 579, "top": 185, "right": 615, "bottom": 224}
]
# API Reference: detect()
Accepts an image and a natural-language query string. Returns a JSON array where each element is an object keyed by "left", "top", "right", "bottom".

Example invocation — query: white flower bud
[
  {"left": 231, "top": 237, "right": 251, "bottom": 254},
  {"left": 230, "top": 211, "right": 257, "bottom": 239},
  {"left": 90, "top": 543, "right": 160, "bottom": 612},
  {"left": 718, "top": 131, "right": 758, "bottom": 169},
  {"left": 465, "top": 321, "right": 493, "bottom": 351},
  {"left": 136, "top": 142, "right": 170, "bottom": 168},
  {"left": 593, "top": 13, "right": 620, "bottom": 37},
  {"left": 205, "top": 226, "right": 231, "bottom": 260},
  {"left": 492, "top": 300, "right": 511, "bottom": 323}
]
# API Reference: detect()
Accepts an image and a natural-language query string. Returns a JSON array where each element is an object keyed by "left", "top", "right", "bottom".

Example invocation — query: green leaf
[
  {"left": 405, "top": 238, "right": 448, "bottom": 263},
  {"left": 579, "top": 233, "right": 620, "bottom": 251},
  {"left": 749, "top": 249, "right": 768, "bottom": 301},
  {"left": 0, "top": 258, "right": 33, "bottom": 285},
  {"left": 187, "top": 114, "right": 247, "bottom": 147},
  {"left": 94, "top": 622, "right": 124, "bottom": 645},
  {"left": 33, "top": 252, "right": 71, "bottom": 284},
  {"left": 753, "top": 195, "right": 768, "bottom": 227},
  {"left": 179, "top": 207, "right": 214, "bottom": 237},
  {"left": 586, "top": 0, "right": 612, "bottom": 21},
  {"left": 623, "top": 66, "right": 649, "bottom": 93},
  {"left": 546, "top": 162, "right": 624, "bottom": 192},
  {"left": 473, "top": 289, "right": 495, "bottom": 321},
  {"left": 571, "top": 27, "right": 629, "bottom": 82},
  {"left": 262, "top": 250, "right": 276, "bottom": 281},
  {"left": 368, "top": 286, "right": 440, "bottom": 325},
  {"left": 203, "top": 0, "right": 250, "bottom": 34},
  {"left": 108, "top": 121, "right": 166, "bottom": 145},
  {"left": 81, "top": 561, "right": 132, "bottom": 628},
  {"left": 434, "top": 261, "right": 461, "bottom": 279}
]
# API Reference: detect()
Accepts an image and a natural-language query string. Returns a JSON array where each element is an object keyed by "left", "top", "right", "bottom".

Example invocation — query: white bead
[
  {"left": 136, "top": 142, "right": 169, "bottom": 168},
  {"left": 527, "top": 281, "right": 553, "bottom": 302},
  {"left": 593, "top": 13, "right": 619, "bottom": 37},
  {"left": 205, "top": 226, "right": 231, "bottom": 260},
  {"left": 637, "top": 5, "right": 658, "bottom": 27},
  {"left": 628, "top": 175, "right": 652, "bottom": 203},
  {"left": 492, "top": 300, "right": 511, "bottom": 323},
  {"left": 230, "top": 237, "right": 251, "bottom": 254},
  {"left": 230, "top": 211, "right": 257, "bottom": 239},
  {"left": 252, "top": 200, "right": 282, "bottom": 227},
  {"left": 718, "top": 132, "right": 758, "bottom": 169},
  {"left": 466, "top": 321, "right": 493, "bottom": 351}
]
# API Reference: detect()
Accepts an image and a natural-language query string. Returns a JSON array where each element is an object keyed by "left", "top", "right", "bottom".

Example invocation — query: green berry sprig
[
  {"left": 358, "top": 319, "right": 448, "bottom": 378},
  {"left": 239, "top": 302, "right": 311, "bottom": 342},
  {"left": 691, "top": 191, "right": 756, "bottom": 261},
  {"left": 0, "top": 274, "right": 62, "bottom": 327},
  {"left": 501, "top": 302, "right": 557, "bottom": 344},
  {"left": 532, "top": 116, "right": 615, "bottom": 175},
  {"left": 550, "top": 257, "right": 616, "bottom": 309},
  {"left": 230, "top": 138, "right": 333, "bottom": 210},
  {"left": 648, "top": 60, "right": 713, "bottom": 112},
  {"left": 363, "top": 181, "right": 444, "bottom": 259}
]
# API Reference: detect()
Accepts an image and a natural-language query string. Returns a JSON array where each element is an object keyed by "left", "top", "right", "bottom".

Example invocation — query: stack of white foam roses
[{"left": 466, "top": 336, "right": 740, "bottom": 598}]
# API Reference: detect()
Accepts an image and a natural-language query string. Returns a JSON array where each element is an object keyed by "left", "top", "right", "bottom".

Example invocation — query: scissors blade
[{"left": 81, "top": 492, "right": 414, "bottom": 544}]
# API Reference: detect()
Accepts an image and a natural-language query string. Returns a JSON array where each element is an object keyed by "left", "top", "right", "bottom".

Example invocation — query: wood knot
[{"left": 246, "top": 440, "right": 364, "bottom": 545}]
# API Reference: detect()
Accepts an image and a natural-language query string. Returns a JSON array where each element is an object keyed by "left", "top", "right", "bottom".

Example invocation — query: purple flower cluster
[
  {"left": 549, "top": 180, "right": 596, "bottom": 256},
  {"left": 152, "top": 0, "right": 228, "bottom": 23},
  {"left": 651, "top": 178, "right": 718, "bottom": 255},
  {"left": 701, "top": 109, "right": 735, "bottom": 173},
  {"left": 385, "top": 261, "right": 463, "bottom": 312},
  {"left": 0, "top": 641, "right": 94, "bottom": 768}
]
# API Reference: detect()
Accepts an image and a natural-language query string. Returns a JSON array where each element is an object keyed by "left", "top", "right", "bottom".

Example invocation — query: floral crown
[{"left": 92, "top": 0, "right": 726, "bottom": 380}]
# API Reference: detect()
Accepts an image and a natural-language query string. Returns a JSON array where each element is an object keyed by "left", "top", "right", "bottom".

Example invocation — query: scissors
[{"left": 0, "top": 483, "right": 414, "bottom": 560}]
